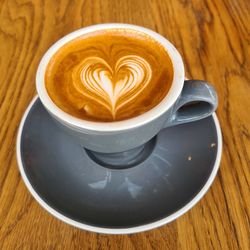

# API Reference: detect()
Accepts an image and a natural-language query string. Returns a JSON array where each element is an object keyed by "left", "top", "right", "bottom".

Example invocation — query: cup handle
[{"left": 164, "top": 80, "right": 218, "bottom": 128}]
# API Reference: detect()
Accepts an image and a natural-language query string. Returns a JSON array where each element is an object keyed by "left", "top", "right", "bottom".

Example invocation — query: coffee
[{"left": 45, "top": 29, "right": 173, "bottom": 122}]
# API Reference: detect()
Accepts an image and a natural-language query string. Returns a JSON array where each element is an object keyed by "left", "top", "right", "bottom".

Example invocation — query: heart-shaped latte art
[{"left": 72, "top": 55, "right": 152, "bottom": 118}]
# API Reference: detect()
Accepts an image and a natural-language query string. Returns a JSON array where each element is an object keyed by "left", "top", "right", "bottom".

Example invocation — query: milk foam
[{"left": 72, "top": 55, "right": 152, "bottom": 118}]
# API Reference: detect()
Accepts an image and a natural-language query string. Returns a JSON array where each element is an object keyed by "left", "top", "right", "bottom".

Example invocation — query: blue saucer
[{"left": 17, "top": 97, "right": 222, "bottom": 234}]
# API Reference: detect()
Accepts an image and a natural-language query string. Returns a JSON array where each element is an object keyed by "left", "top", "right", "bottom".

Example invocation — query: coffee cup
[{"left": 36, "top": 23, "right": 217, "bottom": 155}]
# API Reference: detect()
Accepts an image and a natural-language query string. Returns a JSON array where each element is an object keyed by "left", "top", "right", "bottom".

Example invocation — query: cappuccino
[{"left": 45, "top": 29, "right": 173, "bottom": 121}]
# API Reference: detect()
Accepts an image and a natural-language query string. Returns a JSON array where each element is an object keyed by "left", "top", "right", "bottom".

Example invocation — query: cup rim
[{"left": 36, "top": 23, "right": 185, "bottom": 132}]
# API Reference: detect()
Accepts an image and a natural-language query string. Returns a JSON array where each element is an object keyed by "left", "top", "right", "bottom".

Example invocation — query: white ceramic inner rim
[
  {"left": 16, "top": 96, "right": 222, "bottom": 235},
  {"left": 36, "top": 23, "right": 185, "bottom": 132}
]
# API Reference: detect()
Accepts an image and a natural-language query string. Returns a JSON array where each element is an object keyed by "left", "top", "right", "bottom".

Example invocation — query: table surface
[{"left": 0, "top": 0, "right": 249, "bottom": 249}]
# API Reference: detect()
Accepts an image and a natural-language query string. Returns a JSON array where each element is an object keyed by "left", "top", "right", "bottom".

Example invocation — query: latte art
[
  {"left": 45, "top": 29, "right": 173, "bottom": 121},
  {"left": 73, "top": 55, "right": 152, "bottom": 118}
]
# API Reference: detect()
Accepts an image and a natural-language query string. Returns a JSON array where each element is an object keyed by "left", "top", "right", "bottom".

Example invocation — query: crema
[{"left": 45, "top": 29, "right": 173, "bottom": 121}]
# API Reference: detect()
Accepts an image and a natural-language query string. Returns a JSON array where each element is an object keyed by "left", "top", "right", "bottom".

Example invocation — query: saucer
[{"left": 16, "top": 96, "right": 222, "bottom": 234}]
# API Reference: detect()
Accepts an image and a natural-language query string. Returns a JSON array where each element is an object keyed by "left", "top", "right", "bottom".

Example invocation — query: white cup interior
[{"left": 36, "top": 23, "right": 185, "bottom": 132}]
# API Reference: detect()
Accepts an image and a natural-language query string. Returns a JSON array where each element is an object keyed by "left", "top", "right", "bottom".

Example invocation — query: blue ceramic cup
[{"left": 36, "top": 24, "right": 218, "bottom": 154}]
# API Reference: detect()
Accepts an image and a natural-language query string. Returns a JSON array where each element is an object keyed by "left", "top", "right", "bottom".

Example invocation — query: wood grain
[{"left": 0, "top": 0, "right": 249, "bottom": 249}]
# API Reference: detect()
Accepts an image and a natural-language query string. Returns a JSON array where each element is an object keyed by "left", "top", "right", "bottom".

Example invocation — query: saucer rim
[{"left": 16, "top": 95, "right": 222, "bottom": 235}]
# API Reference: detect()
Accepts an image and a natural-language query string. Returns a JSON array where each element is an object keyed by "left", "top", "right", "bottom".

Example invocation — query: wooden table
[{"left": 0, "top": 0, "right": 249, "bottom": 249}]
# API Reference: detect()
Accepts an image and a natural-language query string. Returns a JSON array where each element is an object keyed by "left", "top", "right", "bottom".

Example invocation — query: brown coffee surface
[{"left": 45, "top": 29, "right": 173, "bottom": 122}]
